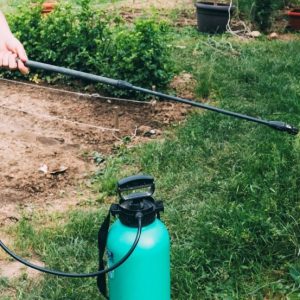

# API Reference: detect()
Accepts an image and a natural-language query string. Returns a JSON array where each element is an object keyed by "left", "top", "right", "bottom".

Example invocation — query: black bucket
[{"left": 195, "top": 2, "right": 235, "bottom": 33}]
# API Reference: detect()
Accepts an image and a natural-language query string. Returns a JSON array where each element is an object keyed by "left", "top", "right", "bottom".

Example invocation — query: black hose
[
  {"left": 25, "top": 60, "right": 298, "bottom": 135},
  {"left": 0, "top": 215, "right": 142, "bottom": 278}
]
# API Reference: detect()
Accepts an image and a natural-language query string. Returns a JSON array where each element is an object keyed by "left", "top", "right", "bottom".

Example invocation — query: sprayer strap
[{"left": 97, "top": 212, "right": 110, "bottom": 300}]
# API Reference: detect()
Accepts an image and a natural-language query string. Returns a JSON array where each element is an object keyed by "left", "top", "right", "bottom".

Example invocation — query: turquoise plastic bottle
[{"left": 107, "top": 175, "right": 170, "bottom": 300}]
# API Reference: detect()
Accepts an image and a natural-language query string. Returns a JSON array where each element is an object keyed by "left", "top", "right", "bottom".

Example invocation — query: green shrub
[
  {"left": 4, "top": 0, "right": 173, "bottom": 98},
  {"left": 235, "top": 0, "right": 286, "bottom": 31},
  {"left": 5, "top": 0, "right": 114, "bottom": 81},
  {"left": 108, "top": 19, "right": 173, "bottom": 98},
  {"left": 253, "top": 0, "right": 279, "bottom": 31}
]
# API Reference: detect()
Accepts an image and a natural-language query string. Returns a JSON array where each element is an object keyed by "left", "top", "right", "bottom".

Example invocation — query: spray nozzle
[{"left": 268, "top": 121, "right": 299, "bottom": 135}]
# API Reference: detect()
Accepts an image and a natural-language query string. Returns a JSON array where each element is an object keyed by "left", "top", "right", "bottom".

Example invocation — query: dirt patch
[
  {"left": 114, "top": 0, "right": 193, "bottom": 10},
  {"left": 0, "top": 232, "right": 44, "bottom": 282},
  {"left": 0, "top": 260, "right": 44, "bottom": 280},
  {"left": 116, "top": 6, "right": 196, "bottom": 26},
  {"left": 0, "top": 79, "right": 191, "bottom": 280},
  {"left": 170, "top": 72, "right": 197, "bottom": 99},
  {"left": 106, "top": 0, "right": 196, "bottom": 26},
  {"left": 0, "top": 80, "right": 189, "bottom": 223},
  {"left": 275, "top": 33, "right": 300, "bottom": 41}
]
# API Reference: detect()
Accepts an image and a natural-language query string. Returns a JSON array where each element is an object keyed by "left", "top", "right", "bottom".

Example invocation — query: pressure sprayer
[
  {"left": 1, "top": 174, "right": 168, "bottom": 300},
  {"left": 0, "top": 60, "right": 299, "bottom": 300}
]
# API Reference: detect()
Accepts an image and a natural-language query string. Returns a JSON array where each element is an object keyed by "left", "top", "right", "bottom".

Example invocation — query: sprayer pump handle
[{"left": 117, "top": 174, "right": 155, "bottom": 202}]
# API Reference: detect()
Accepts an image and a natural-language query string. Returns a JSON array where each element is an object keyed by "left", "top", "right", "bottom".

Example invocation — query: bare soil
[
  {"left": 0, "top": 79, "right": 190, "bottom": 280},
  {"left": 0, "top": 80, "right": 189, "bottom": 225},
  {"left": 107, "top": 0, "right": 196, "bottom": 26},
  {"left": 114, "top": 0, "right": 193, "bottom": 10}
]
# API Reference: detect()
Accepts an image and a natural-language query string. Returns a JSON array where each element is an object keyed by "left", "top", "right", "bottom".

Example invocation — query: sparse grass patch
[{"left": 5, "top": 210, "right": 109, "bottom": 299}]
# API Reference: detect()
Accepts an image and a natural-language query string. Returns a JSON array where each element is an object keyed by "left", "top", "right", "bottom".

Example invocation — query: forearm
[{"left": 0, "top": 11, "right": 12, "bottom": 38}]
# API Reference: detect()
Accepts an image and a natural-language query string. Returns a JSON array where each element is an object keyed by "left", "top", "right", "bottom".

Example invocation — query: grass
[
  {"left": 2, "top": 16, "right": 300, "bottom": 300},
  {"left": 142, "top": 30, "right": 300, "bottom": 298}
]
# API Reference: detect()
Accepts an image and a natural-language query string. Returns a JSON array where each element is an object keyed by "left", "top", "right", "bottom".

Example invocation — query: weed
[{"left": 92, "top": 151, "right": 105, "bottom": 165}]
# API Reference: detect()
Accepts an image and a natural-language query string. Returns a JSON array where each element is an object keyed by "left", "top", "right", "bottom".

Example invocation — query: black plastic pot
[{"left": 195, "top": 2, "right": 235, "bottom": 33}]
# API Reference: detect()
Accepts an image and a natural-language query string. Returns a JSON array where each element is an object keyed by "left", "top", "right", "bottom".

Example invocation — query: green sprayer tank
[{"left": 107, "top": 174, "right": 170, "bottom": 300}]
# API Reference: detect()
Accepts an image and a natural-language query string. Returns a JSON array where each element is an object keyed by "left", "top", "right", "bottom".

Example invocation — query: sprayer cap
[{"left": 112, "top": 175, "right": 163, "bottom": 227}]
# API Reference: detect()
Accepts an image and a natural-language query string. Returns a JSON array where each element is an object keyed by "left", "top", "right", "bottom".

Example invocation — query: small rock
[
  {"left": 38, "top": 164, "right": 48, "bottom": 174},
  {"left": 55, "top": 137, "right": 65, "bottom": 144},
  {"left": 137, "top": 125, "right": 152, "bottom": 136},
  {"left": 268, "top": 32, "right": 278, "bottom": 40},
  {"left": 247, "top": 31, "right": 261, "bottom": 38},
  {"left": 144, "top": 129, "right": 157, "bottom": 137},
  {"left": 50, "top": 165, "right": 68, "bottom": 175}
]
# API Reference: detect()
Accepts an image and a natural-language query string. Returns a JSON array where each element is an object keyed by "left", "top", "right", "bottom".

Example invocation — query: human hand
[{"left": 0, "top": 34, "right": 29, "bottom": 74}]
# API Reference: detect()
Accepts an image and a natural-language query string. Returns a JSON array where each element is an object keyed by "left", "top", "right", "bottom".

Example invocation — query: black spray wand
[{"left": 25, "top": 60, "right": 298, "bottom": 135}]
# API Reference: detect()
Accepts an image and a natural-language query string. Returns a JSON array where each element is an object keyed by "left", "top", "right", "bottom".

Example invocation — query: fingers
[
  {"left": 0, "top": 50, "right": 28, "bottom": 74},
  {"left": 9, "top": 53, "right": 17, "bottom": 70},
  {"left": 0, "top": 51, "right": 15, "bottom": 69},
  {"left": 17, "top": 59, "right": 29, "bottom": 75},
  {"left": 12, "top": 40, "right": 29, "bottom": 74},
  {"left": 5, "top": 37, "right": 29, "bottom": 74}
]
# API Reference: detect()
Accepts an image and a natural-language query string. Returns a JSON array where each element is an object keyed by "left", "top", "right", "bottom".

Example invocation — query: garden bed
[{"left": 0, "top": 80, "right": 188, "bottom": 226}]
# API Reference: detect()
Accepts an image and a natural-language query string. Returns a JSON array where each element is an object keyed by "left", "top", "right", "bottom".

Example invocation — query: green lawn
[{"left": 2, "top": 16, "right": 300, "bottom": 300}]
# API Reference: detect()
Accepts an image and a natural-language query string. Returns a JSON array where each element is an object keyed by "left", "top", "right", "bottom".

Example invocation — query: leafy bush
[
  {"left": 235, "top": 0, "right": 287, "bottom": 31},
  {"left": 108, "top": 19, "right": 172, "bottom": 97},
  {"left": 253, "top": 0, "right": 280, "bottom": 31},
  {"left": 4, "top": 0, "right": 173, "bottom": 98}
]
